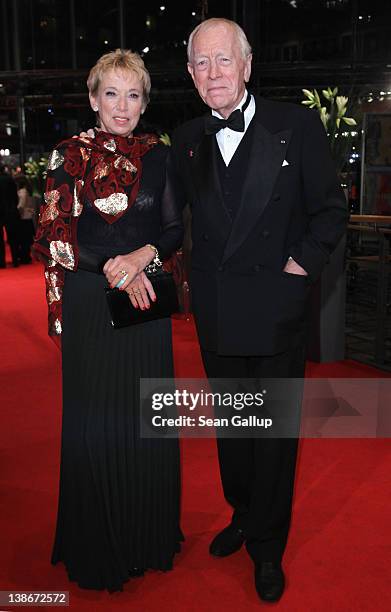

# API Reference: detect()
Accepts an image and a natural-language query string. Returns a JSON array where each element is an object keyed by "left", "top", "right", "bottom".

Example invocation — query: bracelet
[{"left": 144, "top": 244, "right": 163, "bottom": 273}]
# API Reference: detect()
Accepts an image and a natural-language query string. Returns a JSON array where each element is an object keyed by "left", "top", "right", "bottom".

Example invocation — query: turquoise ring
[{"left": 115, "top": 274, "right": 128, "bottom": 289}]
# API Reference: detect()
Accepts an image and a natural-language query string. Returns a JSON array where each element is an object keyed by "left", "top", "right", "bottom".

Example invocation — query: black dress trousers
[{"left": 201, "top": 344, "right": 306, "bottom": 564}]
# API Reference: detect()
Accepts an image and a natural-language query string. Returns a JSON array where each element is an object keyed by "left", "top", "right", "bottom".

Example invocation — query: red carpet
[{"left": 1, "top": 260, "right": 390, "bottom": 611}]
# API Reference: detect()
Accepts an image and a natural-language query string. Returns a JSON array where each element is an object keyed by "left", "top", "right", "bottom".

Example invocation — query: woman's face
[{"left": 90, "top": 68, "right": 145, "bottom": 137}]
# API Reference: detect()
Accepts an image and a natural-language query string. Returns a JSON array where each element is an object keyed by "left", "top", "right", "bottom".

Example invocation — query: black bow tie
[
  {"left": 205, "top": 93, "right": 251, "bottom": 135},
  {"left": 205, "top": 109, "right": 244, "bottom": 135}
]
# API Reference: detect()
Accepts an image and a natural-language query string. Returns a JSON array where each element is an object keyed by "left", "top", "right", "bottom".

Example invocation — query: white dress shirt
[{"left": 212, "top": 90, "right": 256, "bottom": 166}]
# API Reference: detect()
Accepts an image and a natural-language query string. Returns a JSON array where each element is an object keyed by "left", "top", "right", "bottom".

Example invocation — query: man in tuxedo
[{"left": 171, "top": 18, "right": 347, "bottom": 602}]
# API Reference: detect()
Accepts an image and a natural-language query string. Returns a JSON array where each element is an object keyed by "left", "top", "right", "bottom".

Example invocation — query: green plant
[
  {"left": 302, "top": 87, "right": 357, "bottom": 173},
  {"left": 24, "top": 157, "right": 48, "bottom": 196}
]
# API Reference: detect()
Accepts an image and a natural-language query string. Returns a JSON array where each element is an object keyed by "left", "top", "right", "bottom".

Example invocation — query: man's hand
[{"left": 283, "top": 257, "right": 308, "bottom": 276}]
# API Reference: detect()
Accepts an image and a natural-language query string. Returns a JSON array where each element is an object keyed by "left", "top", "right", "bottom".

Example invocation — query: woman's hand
[
  {"left": 124, "top": 272, "right": 156, "bottom": 310},
  {"left": 72, "top": 128, "right": 96, "bottom": 139},
  {"left": 103, "top": 246, "right": 155, "bottom": 291}
]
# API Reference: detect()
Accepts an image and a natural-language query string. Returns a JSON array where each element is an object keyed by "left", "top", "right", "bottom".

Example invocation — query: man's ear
[{"left": 244, "top": 53, "right": 252, "bottom": 83}]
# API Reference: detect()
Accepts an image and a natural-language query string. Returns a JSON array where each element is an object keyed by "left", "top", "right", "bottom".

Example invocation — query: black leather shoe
[
  {"left": 128, "top": 567, "right": 145, "bottom": 577},
  {"left": 255, "top": 562, "right": 285, "bottom": 602},
  {"left": 209, "top": 524, "right": 245, "bottom": 557}
]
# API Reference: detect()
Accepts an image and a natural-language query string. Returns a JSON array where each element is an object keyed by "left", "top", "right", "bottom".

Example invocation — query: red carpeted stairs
[{"left": 0, "top": 258, "right": 390, "bottom": 611}]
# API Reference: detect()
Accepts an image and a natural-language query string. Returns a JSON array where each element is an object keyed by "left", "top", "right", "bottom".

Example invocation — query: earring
[{"left": 93, "top": 106, "right": 98, "bottom": 112}]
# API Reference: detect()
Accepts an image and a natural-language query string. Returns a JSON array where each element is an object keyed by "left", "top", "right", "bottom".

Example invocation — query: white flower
[
  {"left": 342, "top": 117, "right": 357, "bottom": 126},
  {"left": 336, "top": 96, "right": 348, "bottom": 116},
  {"left": 319, "top": 107, "right": 330, "bottom": 129}
]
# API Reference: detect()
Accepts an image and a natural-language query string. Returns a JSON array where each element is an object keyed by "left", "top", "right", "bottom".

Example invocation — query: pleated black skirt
[{"left": 51, "top": 269, "right": 183, "bottom": 592}]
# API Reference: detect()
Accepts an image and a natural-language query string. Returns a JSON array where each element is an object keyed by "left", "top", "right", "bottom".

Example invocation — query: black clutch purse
[{"left": 104, "top": 270, "right": 179, "bottom": 328}]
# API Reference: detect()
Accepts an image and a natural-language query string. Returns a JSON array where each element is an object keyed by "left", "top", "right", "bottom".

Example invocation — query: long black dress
[{"left": 49, "top": 138, "right": 184, "bottom": 591}]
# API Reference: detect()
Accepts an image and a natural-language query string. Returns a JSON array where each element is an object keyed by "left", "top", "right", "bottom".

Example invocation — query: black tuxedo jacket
[{"left": 171, "top": 96, "right": 348, "bottom": 356}]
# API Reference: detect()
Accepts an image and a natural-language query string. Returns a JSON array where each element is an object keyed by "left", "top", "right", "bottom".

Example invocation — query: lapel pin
[
  {"left": 280, "top": 139, "right": 286, "bottom": 144},
  {"left": 189, "top": 149, "right": 194, "bottom": 157}
]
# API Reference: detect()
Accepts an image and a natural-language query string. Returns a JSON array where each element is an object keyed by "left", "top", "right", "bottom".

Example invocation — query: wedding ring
[{"left": 120, "top": 269, "right": 127, "bottom": 276}]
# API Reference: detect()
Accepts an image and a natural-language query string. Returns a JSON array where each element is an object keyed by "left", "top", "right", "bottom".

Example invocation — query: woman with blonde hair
[{"left": 34, "top": 49, "right": 183, "bottom": 592}]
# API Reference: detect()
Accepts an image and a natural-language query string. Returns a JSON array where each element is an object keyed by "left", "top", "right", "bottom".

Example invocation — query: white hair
[{"left": 187, "top": 18, "right": 252, "bottom": 64}]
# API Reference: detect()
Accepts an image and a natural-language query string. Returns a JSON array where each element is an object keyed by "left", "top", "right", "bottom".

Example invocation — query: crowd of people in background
[{"left": 0, "top": 163, "right": 38, "bottom": 268}]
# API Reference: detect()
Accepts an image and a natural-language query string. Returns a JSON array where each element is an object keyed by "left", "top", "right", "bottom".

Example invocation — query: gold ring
[{"left": 120, "top": 269, "right": 127, "bottom": 276}]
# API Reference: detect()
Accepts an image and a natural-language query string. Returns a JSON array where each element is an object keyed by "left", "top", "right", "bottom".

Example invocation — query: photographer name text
[{"left": 151, "top": 415, "right": 273, "bottom": 428}]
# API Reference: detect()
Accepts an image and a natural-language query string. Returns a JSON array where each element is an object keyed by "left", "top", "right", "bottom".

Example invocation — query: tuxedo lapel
[{"left": 222, "top": 119, "right": 292, "bottom": 264}]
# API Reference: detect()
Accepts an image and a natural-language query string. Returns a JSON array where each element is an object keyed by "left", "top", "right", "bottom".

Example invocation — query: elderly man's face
[{"left": 188, "top": 23, "right": 252, "bottom": 119}]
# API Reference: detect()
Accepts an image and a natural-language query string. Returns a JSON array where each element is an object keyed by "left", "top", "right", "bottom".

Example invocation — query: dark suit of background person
[
  {"left": 0, "top": 165, "right": 19, "bottom": 268},
  {"left": 171, "top": 18, "right": 348, "bottom": 602}
]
